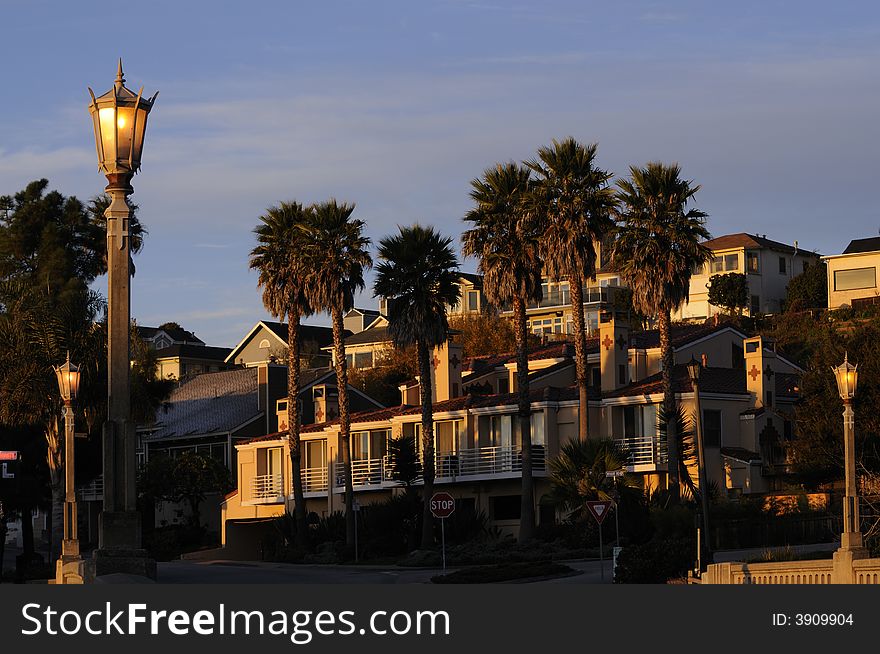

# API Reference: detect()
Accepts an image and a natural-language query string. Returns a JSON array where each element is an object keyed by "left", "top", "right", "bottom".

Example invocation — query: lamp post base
[{"left": 55, "top": 555, "right": 95, "bottom": 585}]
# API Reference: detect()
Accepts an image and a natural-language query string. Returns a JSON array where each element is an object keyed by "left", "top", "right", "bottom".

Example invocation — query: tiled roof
[
  {"left": 702, "top": 233, "right": 818, "bottom": 256},
  {"left": 147, "top": 368, "right": 261, "bottom": 440},
  {"left": 629, "top": 322, "right": 744, "bottom": 350},
  {"left": 843, "top": 237, "right": 880, "bottom": 255},
  {"left": 603, "top": 365, "right": 749, "bottom": 398},
  {"left": 527, "top": 359, "right": 575, "bottom": 382},
  {"left": 153, "top": 344, "right": 232, "bottom": 360}
]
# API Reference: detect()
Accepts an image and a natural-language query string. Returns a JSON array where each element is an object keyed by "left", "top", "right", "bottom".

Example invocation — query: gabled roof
[
  {"left": 147, "top": 368, "right": 261, "bottom": 441},
  {"left": 702, "top": 233, "right": 818, "bottom": 256},
  {"left": 721, "top": 447, "right": 761, "bottom": 463},
  {"left": 153, "top": 344, "right": 232, "bottom": 361},
  {"left": 843, "top": 237, "right": 880, "bottom": 255},
  {"left": 343, "top": 324, "right": 391, "bottom": 347},
  {"left": 225, "top": 320, "right": 340, "bottom": 364},
  {"left": 137, "top": 325, "right": 204, "bottom": 345},
  {"left": 458, "top": 272, "right": 483, "bottom": 288}
]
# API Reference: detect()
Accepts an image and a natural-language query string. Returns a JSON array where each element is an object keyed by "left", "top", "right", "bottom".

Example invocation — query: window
[
  {"left": 725, "top": 254, "right": 739, "bottom": 271},
  {"left": 746, "top": 252, "right": 760, "bottom": 273},
  {"left": 490, "top": 415, "right": 513, "bottom": 448},
  {"left": 498, "top": 377, "right": 509, "bottom": 394},
  {"left": 621, "top": 405, "right": 658, "bottom": 438},
  {"left": 750, "top": 295, "right": 761, "bottom": 314},
  {"left": 467, "top": 290, "right": 479, "bottom": 312},
  {"left": 778, "top": 256, "right": 786, "bottom": 274},
  {"left": 834, "top": 267, "right": 877, "bottom": 291},
  {"left": 354, "top": 351, "right": 373, "bottom": 368},
  {"left": 703, "top": 410, "right": 722, "bottom": 447},
  {"left": 304, "top": 440, "right": 326, "bottom": 469},
  {"left": 591, "top": 367, "right": 601, "bottom": 388},
  {"left": 345, "top": 354, "right": 354, "bottom": 368},
  {"left": 530, "top": 412, "right": 546, "bottom": 446},
  {"left": 618, "top": 364, "right": 627, "bottom": 386}
]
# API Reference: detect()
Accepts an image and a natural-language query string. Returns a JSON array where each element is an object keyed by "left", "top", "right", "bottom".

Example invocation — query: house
[
  {"left": 137, "top": 324, "right": 205, "bottom": 350},
  {"left": 497, "top": 240, "right": 621, "bottom": 337},
  {"left": 325, "top": 316, "right": 392, "bottom": 370},
  {"left": 221, "top": 312, "right": 803, "bottom": 552},
  {"left": 225, "top": 320, "right": 337, "bottom": 369},
  {"left": 141, "top": 362, "right": 384, "bottom": 533},
  {"left": 674, "top": 233, "right": 821, "bottom": 319},
  {"left": 822, "top": 237, "right": 880, "bottom": 309},
  {"left": 154, "top": 344, "right": 233, "bottom": 381}
]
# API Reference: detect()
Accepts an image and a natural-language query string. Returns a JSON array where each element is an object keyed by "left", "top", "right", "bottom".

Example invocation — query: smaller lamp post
[
  {"left": 54, "top": 354, "right": 92, "bottom": 583},
  {"left": 832, "top": 354, "right": 866, "bottom": 553},
  {"left": 687, "top": 356, "right": 712, "bottom": 571}
]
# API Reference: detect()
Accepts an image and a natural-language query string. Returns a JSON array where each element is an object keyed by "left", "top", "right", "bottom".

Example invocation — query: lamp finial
[{"left": 115, "top": 59, "right": 125, "bottom": 88}]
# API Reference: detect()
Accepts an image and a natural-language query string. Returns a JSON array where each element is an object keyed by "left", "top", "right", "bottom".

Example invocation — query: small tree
[
  {"left": 785, "top": 262, "right": 827, "bottom": 312},
  {"left": 386, "top": 435, "right": 422, "bottom": 493},
  {"left": 140, "top": 452, "right": 232, "bottom": 529},
  {"left": 707, "top": 272, "right": 749, "bottom": 316}
]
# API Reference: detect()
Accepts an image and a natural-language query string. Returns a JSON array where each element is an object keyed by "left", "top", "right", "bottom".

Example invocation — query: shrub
[{"left": 614, "top": 537, "right": 695, "bottom": 583}]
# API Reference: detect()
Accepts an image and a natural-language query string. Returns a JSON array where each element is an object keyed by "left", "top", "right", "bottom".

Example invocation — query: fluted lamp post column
[
  {"left": 87, "top": 61, "right": 158, "bottom": 578},
  {"left": 53, "top": 355, "right": 93, "bottom": 584},
  {"left": 832, "top": 354, "right": 867, "bottom": 556}
]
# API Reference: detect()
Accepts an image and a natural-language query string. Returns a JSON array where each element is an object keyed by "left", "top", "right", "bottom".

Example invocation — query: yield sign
[{"left": 586, "top": 500, "right": 612, "bottom": 525}]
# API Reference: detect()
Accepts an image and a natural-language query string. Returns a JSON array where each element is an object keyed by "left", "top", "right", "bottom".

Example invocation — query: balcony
[
  {"left": 616, "top": 434, "right": 667, "bottom": 472},
  {"left": 336, "top": 458, "right": 385, "bottom": 489},
  {"left": 301, "top": 466, "right": 329, "bottom": 494},
  {"left": 251, "top": 473, "right": 284, "bottom": 503},
  {"left": 501, "top": 287, "right": 609, "bottom": 314}
]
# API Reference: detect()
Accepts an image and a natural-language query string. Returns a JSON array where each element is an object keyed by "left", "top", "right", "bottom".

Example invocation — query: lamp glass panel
[
  {"left": 132, "top": 108, "right": 148, "bottom": 164},
  {"left": 115, "top": 106, "right": 135, "bottom": 164},
  {"left": 98, "top": 107, "right": 118, "bottom": 165}
]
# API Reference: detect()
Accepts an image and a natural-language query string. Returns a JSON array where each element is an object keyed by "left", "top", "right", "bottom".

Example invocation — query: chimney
[
  {"left": 743, "top": 336, "right": 778, "bottom": 409},
  {"left": 599, "top": 309, "right": 630, "bottom": 393},
  {"left": 276, "top": 398, "right": 289, "bottom": 432},
  {"left": 313, "top": 384, "right": 339, "bottom": 424},
  {"left": 430, "top": 334, "right": 464, "bottom": 402},
  {"left": 258, "top": 363, "right": 288, "bottom": 433}
]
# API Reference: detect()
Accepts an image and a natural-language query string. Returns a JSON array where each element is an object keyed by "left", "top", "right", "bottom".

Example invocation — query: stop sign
[{"left": 430, "top": 491, "right": 456, "bottom": 519}]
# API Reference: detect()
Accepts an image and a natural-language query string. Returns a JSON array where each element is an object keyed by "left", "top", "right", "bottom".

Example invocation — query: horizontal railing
[
  {"left": 336, "top": 458, "right": 384, "bottom": 488},
  {"left": 301, "top": 466, "right": 328, "bottom": 493},
  {"left": 251, "top": 473, "right": 284, "bottom": 501},
  {"left": 616, "top": 435, "right": 667, "bottom": 468},
  {"left": 78, "top": 475, "right": 104, "bottom": 501},
  {"left": 502, "top": 286, "right": 610, "bottom": 312}
]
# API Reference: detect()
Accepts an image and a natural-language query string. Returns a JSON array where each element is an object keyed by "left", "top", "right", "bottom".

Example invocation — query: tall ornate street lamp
[
  {"left": 687, "top": 356, "right": 712, "bottom": 571},
  {"left": 831, "top": 354, "right": 866, "bottom": 555},
  {"left": 53, "top": 354, "right": 92, "bottom": 583},
  {"left": 87, "top": 61, "right": 157, "bottom": 578}
]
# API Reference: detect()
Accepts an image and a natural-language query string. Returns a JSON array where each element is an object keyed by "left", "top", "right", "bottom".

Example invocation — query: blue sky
[{"left": 1, "top": 1, "right": 879, "bottom": 347}]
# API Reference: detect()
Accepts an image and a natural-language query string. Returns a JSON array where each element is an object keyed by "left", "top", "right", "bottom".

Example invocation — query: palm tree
[
  {"left": 611, "top": 162, "right": 711, "bottom": 502},
  {"left": 549, "top": 438, "right": 642, "bottom": 521},
  {"left": 298, "top": 200, "right": 371, "bottom": 548},
  {"left": 462, "top": 162, "right": 543, "bottom": 541},
  {"left": 374, "top": 224, "right": 460, "bottom": 548},
  {"left": 249, "top": 201, "right": 313, "bottom": 547},
  {"left": 526, "top": 138, "right": 616, "bottom": 442}
]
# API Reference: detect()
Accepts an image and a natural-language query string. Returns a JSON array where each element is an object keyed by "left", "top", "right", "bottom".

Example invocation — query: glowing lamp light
[
  {"left": 87, "top": 60, "right": 158, "bottom": 176},
  {"left": 54, "top": 353, "right": 82, "bottom": 403},
  {"left": 832, "top": 353, "right": 858, "bottom": 401}
]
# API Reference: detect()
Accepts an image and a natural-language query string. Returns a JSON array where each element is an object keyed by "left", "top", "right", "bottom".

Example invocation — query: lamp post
[
  {"left": 831, "top": 354, "right": 866, "bottom": 555},
  {"left": 687, "top": 356, "right": 712, "bottom": 571},
  {"left": 53, "top": 354, "right": 92, "bottom": 583},
  {"left": 87, "top": 61, "right": 157, "bottom": 578}
]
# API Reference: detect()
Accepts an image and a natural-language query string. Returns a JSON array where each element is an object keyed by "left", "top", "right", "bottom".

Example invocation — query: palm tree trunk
[
  {"left": 568, "top": 276, "right": 590, "bottom": 440},
  {"left": 514, "top": 296, "right": 535, "bottom": 542},
  {"left": 287, "top": 311, "right": 308, "bottom": 549},
  {"left": 659, "top": 309, "right": 680, "bottom": 502},
  {"left": 417, "top": 340, "right": 436, "bottom": 549},
  {"left": 332, "top": 307, "right": 356, "bottom": 548}
]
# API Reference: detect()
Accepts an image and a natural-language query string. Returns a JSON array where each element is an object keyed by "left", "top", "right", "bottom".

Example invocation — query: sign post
[
  {"left": 586, "top": 500, "right": 612, "bottom": 582},
  {"left": 430, "top": 491, "right": 456, "bottom": 571}
]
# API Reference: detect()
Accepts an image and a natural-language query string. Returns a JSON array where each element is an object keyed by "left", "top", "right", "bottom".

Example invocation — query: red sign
[
  {"left": 586, "top": 500, "right": 612, "bottom": 525},
  {"left": 0, "top": 451, "right": 19, "bottom": 461},
  {"left": 430, "top": 492, "right": 456, "bottom": 519}
]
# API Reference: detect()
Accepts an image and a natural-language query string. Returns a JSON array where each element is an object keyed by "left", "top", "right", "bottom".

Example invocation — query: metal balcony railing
[
  {"left": 301, "top": 466, "right": 328, "bottom": 493},
  {"left": 78, "top": 475, "right": 104, "bottom": 501},
  {"left": 251, "top": 473, "right": 284, "bottom": 501},
  {"left": 616, "top": 435, "right": 667, "bottom": 468}
]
